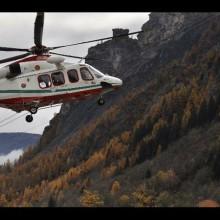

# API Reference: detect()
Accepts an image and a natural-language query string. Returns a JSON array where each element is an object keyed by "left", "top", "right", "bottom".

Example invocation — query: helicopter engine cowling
[
  {"left": 0, "top": 63, "right": 22, "bottom": 79},
  {"left": 6, "top": 63, "right": 22, "bottom": 79},
  {"left": 0, "top": 67, "right": 8, "bottom": 79}
]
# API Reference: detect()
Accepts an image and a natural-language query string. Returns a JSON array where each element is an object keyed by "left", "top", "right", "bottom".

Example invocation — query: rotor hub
[{"left": 30, "top": 45, "right": 49, "bottom": 55}]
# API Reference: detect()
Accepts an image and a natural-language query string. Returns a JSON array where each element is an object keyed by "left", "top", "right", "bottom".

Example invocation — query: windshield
[{"left": 88, "top": 65, "right": 104, "bottom": 78}]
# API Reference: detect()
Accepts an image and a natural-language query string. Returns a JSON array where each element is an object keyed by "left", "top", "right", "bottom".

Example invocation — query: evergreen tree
[
  {"left": 207, "top": 95, "right": 217, "bottom": 122},
  {"left": 132, "top": 117, "right": 153, "bottom": 146},
  {"left": 169, "top": 113, "right": 180, "bottom": 141},
  {"left": 151, "top": 119, "right": 169, "bottom": 149},
  {"left": 189, "top": 104, "right": 197, "bottom": 128},
  {"left": 181, "top": 110, "right": 191, "bottom": 133},
  {"left": 216, "top": 92, "right": 220, "bottom": 106},
  {"left": 137, "top": 137, "right": 156, "bottom": 163},
  {"left": 48, "top": 195, "right": 57, "bottom": 207},
  {"left": 197, "top": 99, "right": 208, "bottom": 126},
  {"left": 132, "top": 123, "right": 146, "bottom": 146}
]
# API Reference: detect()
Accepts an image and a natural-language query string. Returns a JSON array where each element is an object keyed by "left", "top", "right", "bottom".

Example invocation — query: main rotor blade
[
  {"left": 49, "top": 30, "right": 144, "bottom": 50},
  {"left": 34, "top": 12, "right": 44, "bottom": 47},
  {"left": 0, "top": 47, "right": 29, "bottom": 52},
  {"left": 49, "top": 52, "right": 109, "bottom": 62},
  {"left": 0, "top": 53, "right": 31, "bottom": 64}
]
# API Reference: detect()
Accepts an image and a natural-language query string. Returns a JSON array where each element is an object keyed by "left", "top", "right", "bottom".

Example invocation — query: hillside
[
  {"left": 0, "top": 133, "right": 40, "bottom": 154},
  {"left": 0, "top": 12, "right": 220, "bottom": 207}
]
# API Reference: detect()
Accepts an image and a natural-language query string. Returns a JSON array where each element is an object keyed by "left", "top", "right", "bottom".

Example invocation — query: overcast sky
[{"left": 0, "top": 12, "right": 150, "bottom": 135}]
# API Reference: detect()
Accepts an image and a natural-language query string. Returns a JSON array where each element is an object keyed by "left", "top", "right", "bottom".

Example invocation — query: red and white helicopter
[{"left": 0, "top": 13, "right": 142, "bottom": 123}]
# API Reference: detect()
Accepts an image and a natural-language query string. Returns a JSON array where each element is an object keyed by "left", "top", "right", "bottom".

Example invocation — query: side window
[
  {"left": 51, "top": 72, "right": 65, "bottom": 86},
  {"left": 38, "top": 74, "right": 51, "bottom": 89},
  {"left": 67, "top": 69, "right": 79, "bottom": 83},
  {"left": 80, "top": 67, "right": 94, "bottom": 81}
]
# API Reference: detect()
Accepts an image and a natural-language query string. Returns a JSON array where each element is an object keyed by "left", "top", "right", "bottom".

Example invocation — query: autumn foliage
[
  {"left": 198, "top": 199, "right": 220, "bottom": 207},
  {"left": 80, "top": 190, "right": 104, "bottom": 207}
]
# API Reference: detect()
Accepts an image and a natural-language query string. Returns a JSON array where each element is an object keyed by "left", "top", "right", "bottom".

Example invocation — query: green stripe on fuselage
[{"left": 0, "top": 84, "right": 101, "bottom": 94}]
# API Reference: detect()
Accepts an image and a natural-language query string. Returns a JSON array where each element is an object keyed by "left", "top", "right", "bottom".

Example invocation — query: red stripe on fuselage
[
  {"left": 0, "top": 87, "right": 103, "bottom": 112},
  {"left": 15, "top": 55, "right": 50, "bottom": 64}
]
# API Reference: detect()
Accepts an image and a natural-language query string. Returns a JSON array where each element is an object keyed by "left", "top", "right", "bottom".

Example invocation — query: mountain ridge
[{"left": 0, "top": 132, "right": 40, "bottom": 154}]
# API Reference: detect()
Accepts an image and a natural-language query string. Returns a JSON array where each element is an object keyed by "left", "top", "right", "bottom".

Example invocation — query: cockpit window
[
  {"left": 67, "top": 69, "right": 79, "bottom": 83},
  {"left": 94, "top": 72, "right": 103, "bottom": 78},
  {"left": 51, "top": 72, "right": 65, "bottom": 86},
  {"left": 80, "top": 67, "right": 94, "bottom": 81},
  {"left": 38, "top": 74, "right": 51, "bottom": 89},
  {"left": 88, "top": 66, "right": 104, "bottom": 78}
]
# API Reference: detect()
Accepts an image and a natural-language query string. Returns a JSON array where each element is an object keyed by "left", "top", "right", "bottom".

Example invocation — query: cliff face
[
  {"left": 38, "top": 12, "right": 216, "bottom": 151},
  {"left": 138, "top": 13, "right": 213, "bottom": 47},
  {"left": 4, "top": 12, "right": 220, "bottom": 207},
  {"left": 138, "top": 12, "right": 185, "bottom": 46}
]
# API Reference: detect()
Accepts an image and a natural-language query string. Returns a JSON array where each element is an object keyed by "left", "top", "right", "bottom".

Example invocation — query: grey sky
[{"left": 0, "top": 12, "right": 149, "bottom": 134}]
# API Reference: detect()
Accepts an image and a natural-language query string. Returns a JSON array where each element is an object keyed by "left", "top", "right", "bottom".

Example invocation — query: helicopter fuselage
[{"left": 0, "top": 56, "right": 123, "bottom": 114}]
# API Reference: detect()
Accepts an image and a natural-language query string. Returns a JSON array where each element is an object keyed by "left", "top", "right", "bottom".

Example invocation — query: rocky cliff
[{"left": 38, "top": 12, "right": 218, "bottom": 152}]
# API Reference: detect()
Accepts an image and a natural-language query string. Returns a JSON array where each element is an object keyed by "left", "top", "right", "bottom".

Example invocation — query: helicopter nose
[
  {"left": 118, "top": 78, "right": 123, "bottom": 86},
  {"left": 113, "top": 77, "right": 123, "bottom": 88},
  {"left": 101, "top": 76, "right": 123, "bottom": 89}
]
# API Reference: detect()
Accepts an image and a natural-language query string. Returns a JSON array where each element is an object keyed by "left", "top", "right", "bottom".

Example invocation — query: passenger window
[
  {"left": 80, "top": 67, "right": 94, "bottom": 81},
  {"left": 38, "top": 74, "right": 51, "bottom": 89},
  {"left": 51, "top": 72, "right": 65, "bottom": 86},
  {"left": 67, "top": 69, "right": 79, "bottom": 83}
]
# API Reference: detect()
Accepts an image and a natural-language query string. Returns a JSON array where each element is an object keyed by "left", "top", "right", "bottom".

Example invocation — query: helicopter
[{"left": 0, "top": 13, "right": 143, "bottom": 123}]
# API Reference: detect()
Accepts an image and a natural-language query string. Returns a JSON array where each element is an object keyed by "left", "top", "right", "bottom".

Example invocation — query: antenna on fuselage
[{"left": 77, "top": 58, "right": 84, "bottom": 64}]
